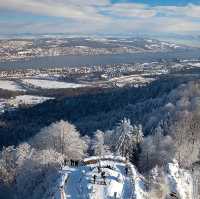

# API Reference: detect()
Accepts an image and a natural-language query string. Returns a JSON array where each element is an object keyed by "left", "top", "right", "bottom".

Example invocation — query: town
[{"left": 0, "top": 37, "right": 186, "bottom": 61}]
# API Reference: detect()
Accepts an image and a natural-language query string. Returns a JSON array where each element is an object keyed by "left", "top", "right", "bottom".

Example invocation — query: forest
[
  {"left": 0, "top": 69, "right": 199, "bottom": 148},
  {"left": 0, "top": 68, "right": 200, "bottom": 198}
]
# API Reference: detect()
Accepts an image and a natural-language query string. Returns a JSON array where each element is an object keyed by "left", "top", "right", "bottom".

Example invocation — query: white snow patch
[
  {"left": 188, "top": 62, "right": 200, "bottom": 67},
  {"left": 8, "top": 95, "right": 53, "bottom": 106},
  {"left": 22, "top": 79, "right": 88, "bottom": 89},
  {"left": 108, "top": 75, "right": 155, "bottom": 87},
  {"left": 166, "top": 161, "right": 193, "bottom": 199},
  {"left": 0, "top": 95, "right": 53, "bottom": 114},
  {"left": 0, "top": 80, "right": 25, "bottom": 91},
  {"left": 84, "top": 155, "right": 126, "bottom": 163}
]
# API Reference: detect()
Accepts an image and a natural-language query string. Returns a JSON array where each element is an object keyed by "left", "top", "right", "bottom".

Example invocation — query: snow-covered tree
[
  {"left": 149, "top": 166, "right": 169, "bottom": 199},
  {"left": 15, "top": 143, "right": 32, "bottom": 167},
  {"left": 0, "top": 143, "right": 32, "bottom": 185},
  {"left": 91, "top": 130, "right": 110, "bottom": 156},
  {"left": 32, "top": 149, "right": 64, "bottom": 167},
  {"left": 0, "top": 121, "right": 89, "bottom": 199},
  {"left": 113, "top": 118, "right": 134, "bottom": 158},
  {"left": 15, "top": 148, "right": 62, "bottom": 199},
  {"left": 133, "top": 124, "right": 144, "bottom": 145},
  {"left": 0, "top": 146, "right": 16, "bottom": 185},
  {"left": 112, "top": 118, "right": 144, "bottom": 160},
  {"left": 171, "top": 112, "right": 200, "bottom": 167},
  {"left": 30, "top": 120, "right": 88, "bottom": 160},
  {"left": 139, "top": 132, "right": 174, "bottom": 172}
]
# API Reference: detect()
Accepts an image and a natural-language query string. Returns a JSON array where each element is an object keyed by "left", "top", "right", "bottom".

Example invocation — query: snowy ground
[
  {"left": 0, "top": 80, "right": 25, "bottom": 91},
  {"left": 54, "top": 156, "right": 147, "bottom": 199},
  {"left": 8, "top": 95, "right": 53, "bottom": 106},
  {"left": 166, "top": 161, "right": 193, "bottom": 199},
  {"left": 108, "top": 75, "right": 155, "bottom": 88},
  {"left": 62, "top": 160, "right": 134, "bottom": 199},
  {"left": 0, "top": 95, "right": 53, "bottom": 114},
  {"left": 53, "top": 157, "right": 193, "bottom": 199},
  {"left": 22, "top": 79, "right": 88, "bottom": 89}
]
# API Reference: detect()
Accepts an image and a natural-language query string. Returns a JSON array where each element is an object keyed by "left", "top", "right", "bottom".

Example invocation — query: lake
[{"left": 0, "top": 49, "right": 200, "bottom": 69}]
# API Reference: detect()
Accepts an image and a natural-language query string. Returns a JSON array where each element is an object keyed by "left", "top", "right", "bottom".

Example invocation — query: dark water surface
[{"left": 0, "top": 49, "right": 200, "bottom": 69}]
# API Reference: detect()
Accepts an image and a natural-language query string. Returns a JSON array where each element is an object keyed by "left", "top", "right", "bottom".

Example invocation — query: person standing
[
  {"left": 125, "top": 166, "right": 128, "bottom": 176},
  {"left": 93, "top": 175, "right": 96, "bottom": 184}
]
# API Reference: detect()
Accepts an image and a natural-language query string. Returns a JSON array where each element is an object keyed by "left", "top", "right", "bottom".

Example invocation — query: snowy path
[
  {"left": 93, "top": 184, "right": 106, "bottom": 199},
  {"left": 122, "top": 176, "right": 133, "bottom": 199},
  {"left": 64, "top": 168, "right": 83, "bottom": 199},
  {"left": 116, "top": 164, "right": 133, "bottom": 199}
]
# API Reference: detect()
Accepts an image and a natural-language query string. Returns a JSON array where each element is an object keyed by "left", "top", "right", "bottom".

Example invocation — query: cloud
[
  {"left": 183, "top": 4, "right": 200, "bottom": 18},
  {"left": 0, "top": 0, "right": 108, "bottom": 22},
  {"left": 154, "top": 3, "right": 200, "bottom": 18},
  {"left": 155, "top": 18, "right": 200, "bottom": 33},
  {"left": 0, "top": 0, "right": 200, "bottom": 35},
  {"left": 101, "top": 3, "right": 156, "bottom": 18}
]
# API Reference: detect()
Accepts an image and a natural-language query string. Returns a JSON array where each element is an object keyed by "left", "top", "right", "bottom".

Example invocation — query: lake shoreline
[{"left": 0, "top": 49, "right": 200, "bottom": 69}]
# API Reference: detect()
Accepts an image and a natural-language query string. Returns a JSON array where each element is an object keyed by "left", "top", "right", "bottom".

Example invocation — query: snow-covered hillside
[
  {"left": 166, "top": 161, "right": 193, "bottom": 199},
  {"left": 51, "top": 156, "right": 193, "bottom": 199},
  {"left": 0, "top": 80, "right": 25, "bottom": 91},
  {"left": 8, "top": 95, "right": 53, "bottom": 106},
  {"left": 22, "top": 79, "right": 88, "bottom": 89},
  {"left": 0, "top": 95, "right": 53, "bottom": 114}
]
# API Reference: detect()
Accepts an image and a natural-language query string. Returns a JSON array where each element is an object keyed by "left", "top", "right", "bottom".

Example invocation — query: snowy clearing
[
  {"left": 22, "top": 79, "right": 88, "bottom": 89},
  {"left": 53, "top": 157, "right": 193, "bottom": 199},
  {"left": 0, "top": 95, "right": 53, "bottom": 114},
  {"left": 63, "top": 161, "right": 134, "bottom": 199},
  {"left": 0, "top": 80, "right": 25, "bottom": 91},
  {"left": 108, "top": 75, "right": 155, "bottom": 87},
  {"left": 8, "top": 95, "right": 53, "bottom": 106},
  {"left": 53, "top": 156, "right": 148, "bottom": 199}
]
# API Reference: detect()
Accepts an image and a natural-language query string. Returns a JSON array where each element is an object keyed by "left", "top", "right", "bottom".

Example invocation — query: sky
[{"left": 0, "top": 0, "right": 200, "bottom": 36}]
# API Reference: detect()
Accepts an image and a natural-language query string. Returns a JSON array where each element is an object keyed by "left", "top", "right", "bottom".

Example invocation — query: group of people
[
  {"left": 93, "top": 171, "right": 106, "bottom": 184},
  {"left": 71, "top": 159, "right": 79, "bottom": 167},
  {"left": 93, "top": 165, "right": 106, "bottom": 185},
  {"left": 63, "top": 158, "right": 79, "bottom": 167},
  {"left": 92, "top": 164, "right": 129, "bottom": 185}
]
